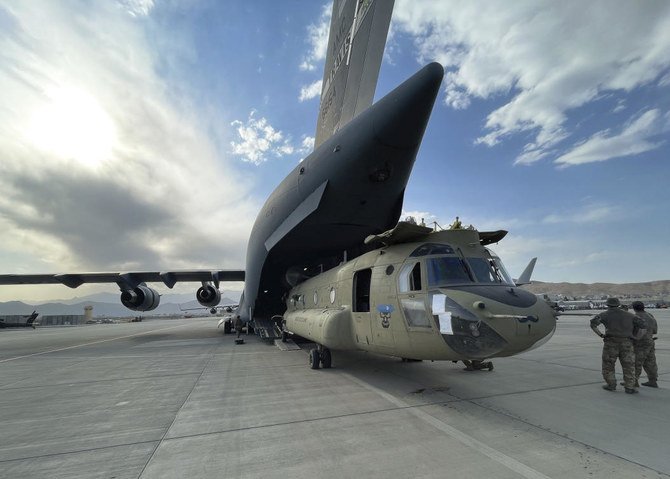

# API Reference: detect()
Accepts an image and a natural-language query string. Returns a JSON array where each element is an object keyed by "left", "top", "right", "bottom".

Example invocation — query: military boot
[
  {"left": 602, "top": 384, "right": 616, "bottom": 391},
  {"left": 624, "top": 388, "right": 639, "bottom": 394},
  {"left": 620, "top": 380, "right": 640, "bottom": 387},
  {"left": 641, "top": 380, "right": 658, "bottom": 388}
]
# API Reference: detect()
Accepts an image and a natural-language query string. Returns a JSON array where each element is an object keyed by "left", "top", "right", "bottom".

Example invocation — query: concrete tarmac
[{"left": 0, "top": 312, "right": 668, "bottom": 479}]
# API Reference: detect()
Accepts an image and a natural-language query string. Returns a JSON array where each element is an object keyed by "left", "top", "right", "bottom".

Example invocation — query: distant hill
[{"left": 522, "top": 280, "right": 670, "bottom": 299}]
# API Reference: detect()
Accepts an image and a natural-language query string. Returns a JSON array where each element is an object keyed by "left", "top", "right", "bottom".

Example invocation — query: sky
[{"left": 1, "top": 0, "right": 669, "bottom": 302}]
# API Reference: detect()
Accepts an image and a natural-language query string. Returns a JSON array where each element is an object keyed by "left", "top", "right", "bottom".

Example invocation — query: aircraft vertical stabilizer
[{"left": 314, "top": 0, "right": 395, "bottom": 148}]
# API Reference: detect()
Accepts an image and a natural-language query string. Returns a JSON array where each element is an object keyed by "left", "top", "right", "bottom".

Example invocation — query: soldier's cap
[
  {"left": 631, "top": 301, "right": 644, "bottom": 311},
  {"left": 606, "top": 297, "right": 621, "bottom": 308}
]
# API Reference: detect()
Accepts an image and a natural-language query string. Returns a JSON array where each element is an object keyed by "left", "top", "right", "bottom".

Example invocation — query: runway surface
[{"left": 1, "top": 312, "right": 668, "bottom": 478}]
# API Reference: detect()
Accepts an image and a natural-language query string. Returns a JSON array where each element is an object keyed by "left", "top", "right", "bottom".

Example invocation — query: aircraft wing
[
  {"left": 0, "top": 270, "right": 245, "bottom": 289},
  {"left": 314, "top": 0, "right": 394, "bottom": 148}
]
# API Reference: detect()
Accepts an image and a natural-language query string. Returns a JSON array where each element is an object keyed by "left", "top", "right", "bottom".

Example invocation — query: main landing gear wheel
[
  {"left": 309, "top": 349, "right": 320, "bottom": 370},
  {"left": 223, "top": 321, "right": 232, "bottom": 335}
]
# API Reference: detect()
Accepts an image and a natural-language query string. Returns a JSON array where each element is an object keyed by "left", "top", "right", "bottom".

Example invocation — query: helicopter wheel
[
  {"left": 309, "top": 349, "right": 321, "bottom": 369},
  {"left": 320, "top": 348, "right": 332, "bottom": 369}
]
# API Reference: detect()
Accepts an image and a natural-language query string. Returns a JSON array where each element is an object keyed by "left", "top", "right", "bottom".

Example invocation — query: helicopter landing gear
[
  {"left": 462, "top": 359, "right": 494, "bottom": 371},
  {"left": 308, "top": 345, "right": 332, "bottom": 370}
]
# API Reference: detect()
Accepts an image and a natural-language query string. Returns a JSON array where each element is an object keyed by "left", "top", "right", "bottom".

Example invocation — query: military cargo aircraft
[
  {"left": 0, "top": 0, "right": 556, "bottom": 368},
  {"left": 0, "top": 311, "right": 39, "bottom": 329}
]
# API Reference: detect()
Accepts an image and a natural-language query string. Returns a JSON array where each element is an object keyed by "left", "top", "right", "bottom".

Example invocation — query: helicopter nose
[{"left": 371, "top": 62, "right": 444, "bottom": 149}]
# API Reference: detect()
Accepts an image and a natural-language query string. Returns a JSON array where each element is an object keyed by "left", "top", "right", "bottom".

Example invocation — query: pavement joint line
[
  {"left": 0, "top": 439, "right": 160, "bottom": 464},
  {"left": 155, "top": 400, "right": 453, "bottom": 442},
  {"left": 342, "top": 372, "right": 553, "bottom": 479},
  {"left": 0, "top": 371, "right": 203, "bottom": 391},
  {"left": 509, "top": 356, "right": 603, "bottom": 373},
  {"left": 0, "top": 324, "right": 192, "bottom": 363},
  {"left": 461, "top": 394, "right": 670, "bottom": 477},
  {"left": 461, "top": 380, "right": 606, "bottom": 401},
  {"left": 0, "top": 401, "right": 450, "bottom": 464},
  {"left": 137, "top": 341, "right": 219, "bottom": 477}
]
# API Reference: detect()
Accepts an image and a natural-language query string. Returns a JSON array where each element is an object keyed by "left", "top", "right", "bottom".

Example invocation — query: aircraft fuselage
[{"left": 240, "top": 63, "right": 445, "bottom": 321}]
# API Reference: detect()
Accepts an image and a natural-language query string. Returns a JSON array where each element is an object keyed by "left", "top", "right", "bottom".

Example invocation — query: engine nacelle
[
  {"left": 120, "top": 285, "right": 160, "bottom": 311},
  {"left": 196, "top": 283, "right": 221, "bottom": 307}
]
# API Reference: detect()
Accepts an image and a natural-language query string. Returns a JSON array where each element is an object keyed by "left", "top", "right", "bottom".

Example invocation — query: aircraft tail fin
[
  {"left": 314, "top": 0, "right": 394, "bottom": 149},
  {"left": 515, "top": 258, "right": 537, "bottom": 286}
]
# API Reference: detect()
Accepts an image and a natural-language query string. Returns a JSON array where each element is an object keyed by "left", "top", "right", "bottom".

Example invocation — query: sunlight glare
[{"left": 28, "top": 87, "right": 116, "bottom": 167}]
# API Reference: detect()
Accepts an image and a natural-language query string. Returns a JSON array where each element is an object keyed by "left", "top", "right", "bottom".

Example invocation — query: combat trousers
[
  {"left": 634, "top": 339, "right": 658, "bottom": 382},
  {"left": 602, "top": 337, "right": 635, "bottom": 389}
]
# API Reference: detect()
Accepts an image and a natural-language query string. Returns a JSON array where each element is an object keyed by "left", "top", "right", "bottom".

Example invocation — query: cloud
[
  {"left": 117, "top": 0, "right": 154, "bottom": 17},
  {"left": 230, "top": 110, "right": 300, "bottom": 165},
  {"left": 393, "top": 0, "right": 670, "bottom": 165},
  {"left": 553, "top": 109, "right": 665, "bottom": 167},
  {"left": 299, "top": 2, "right": 331, "bottom": 72},
  {"left": 0, "top": 2, "right": 257, "bottom": 283},
  {"left": 301, "top": 135, "right": 315, "bottom": 153},
  {"left": 299, "top": 79, "right": 322, "bottom": 102},
  {"left": 542, "top": 203, "right": 617, "bottom": 225}
]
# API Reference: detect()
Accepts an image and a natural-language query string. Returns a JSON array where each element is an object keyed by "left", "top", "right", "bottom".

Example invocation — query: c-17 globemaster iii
[{"left": 0, "top": 0, "right": 557, "bottom": 369}]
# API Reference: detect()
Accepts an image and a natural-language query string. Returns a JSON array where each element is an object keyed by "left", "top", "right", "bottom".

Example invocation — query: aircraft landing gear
[
  {"left": 462, "top": 360, "right": 494, "bottom": 371},
  {"left": 309, "top": 349, "right": 320, "bottom": 369},
  {"left": 308, "top": 345, "right": 332, "bottom": 370}
]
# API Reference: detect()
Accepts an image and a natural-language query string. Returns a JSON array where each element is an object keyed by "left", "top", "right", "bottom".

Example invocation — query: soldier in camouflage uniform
[
  {"left": 631, "top": 301, "right": 659, "bottom": 388},
  {"left": 591, "top": 297, "right": 645, "bottom": 394}
]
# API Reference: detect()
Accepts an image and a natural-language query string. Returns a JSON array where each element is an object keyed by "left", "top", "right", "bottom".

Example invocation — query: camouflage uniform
[
  {"left": 591, "top": 306, "right": 645, "bottom": 390},
  {"left": 633, "top": 310, "right": 658, "bottom": 383}
]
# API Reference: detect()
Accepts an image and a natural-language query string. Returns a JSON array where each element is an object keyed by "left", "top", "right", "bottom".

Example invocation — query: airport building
[{"left": 39, "top": 315, "right": 86, "bottom": 326}]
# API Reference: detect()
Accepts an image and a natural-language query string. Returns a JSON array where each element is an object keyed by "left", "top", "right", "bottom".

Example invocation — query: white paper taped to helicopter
[
  {"left": 438, "top": 312, "right": 453, "bottom": 334},
  {"left": 432, "top": 294, "right": 446, "bottom": 314}
]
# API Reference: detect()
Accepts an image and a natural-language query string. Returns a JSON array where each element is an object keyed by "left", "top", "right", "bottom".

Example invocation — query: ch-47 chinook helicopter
[
  {"left": 282, "top": 221, "right": 555, "bottom": 370},
  {"left": 0, "top": 0, "right": 556, "bottom": 369}
]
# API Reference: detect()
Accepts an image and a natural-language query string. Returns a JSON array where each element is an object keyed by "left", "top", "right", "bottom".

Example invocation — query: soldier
[
  {"left": 234, "top": 315, "right": 244, "bottom": 339},
  {"left": 631, "top": 301, "right": 659, "bottom": 388},
  {"left": 590, "top": 297, "right": 645, "bottom": 393}
]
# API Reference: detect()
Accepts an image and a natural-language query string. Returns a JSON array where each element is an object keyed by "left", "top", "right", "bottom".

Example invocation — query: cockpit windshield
[
  {"left": 426, "top": 257, "right": 472, "bottom": 286},
  {"left": 466, "top": 256, "right": 514, "bottom": 285},
  {"left": 416, "top": 243, "right": 515, "bottom": 287}
]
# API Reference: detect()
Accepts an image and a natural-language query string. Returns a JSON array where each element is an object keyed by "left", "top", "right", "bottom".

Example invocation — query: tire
[
  {"left": 309, "top": 349, "right": 320, "bottom": 369},
  {"left": 321, "top": 349, "right": 332, "bottom": 369},
  {"left": 223, "top": 321, "right": 232, "bottom": 335}
]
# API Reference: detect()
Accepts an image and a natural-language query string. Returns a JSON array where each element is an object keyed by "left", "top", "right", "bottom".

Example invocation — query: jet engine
[
  {"left": 196, "top": 283, "right": 221, "bottom": 307},
  {"left": 120, "top": 285, "right": 160, "bottom": 311}
]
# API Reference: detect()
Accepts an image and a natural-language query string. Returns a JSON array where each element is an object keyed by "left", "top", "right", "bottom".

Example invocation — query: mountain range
[
  {"left": 0, "top": 290, "right": 242, "bottom": 317},
  {"left": 522, "top": 280, "right": 670, "bottom": 299}
]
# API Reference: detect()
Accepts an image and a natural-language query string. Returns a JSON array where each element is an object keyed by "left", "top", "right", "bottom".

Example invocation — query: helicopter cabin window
[
  {"left": 426, "top": 256, "right": 472, "bottom": 286},
  {"left": 398, "top": 262, "right": 422, "bottom": 292},
  {"left": 401, "top": 299, "right": 432, "bottom": 327},
  {"left": 353, "top": 268, "right": 372, "bottom": 312}
]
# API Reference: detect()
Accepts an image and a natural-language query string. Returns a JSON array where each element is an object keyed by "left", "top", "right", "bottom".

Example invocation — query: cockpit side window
[{"left": 399, "top": 262, "right": 422, "bottom": 292}]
